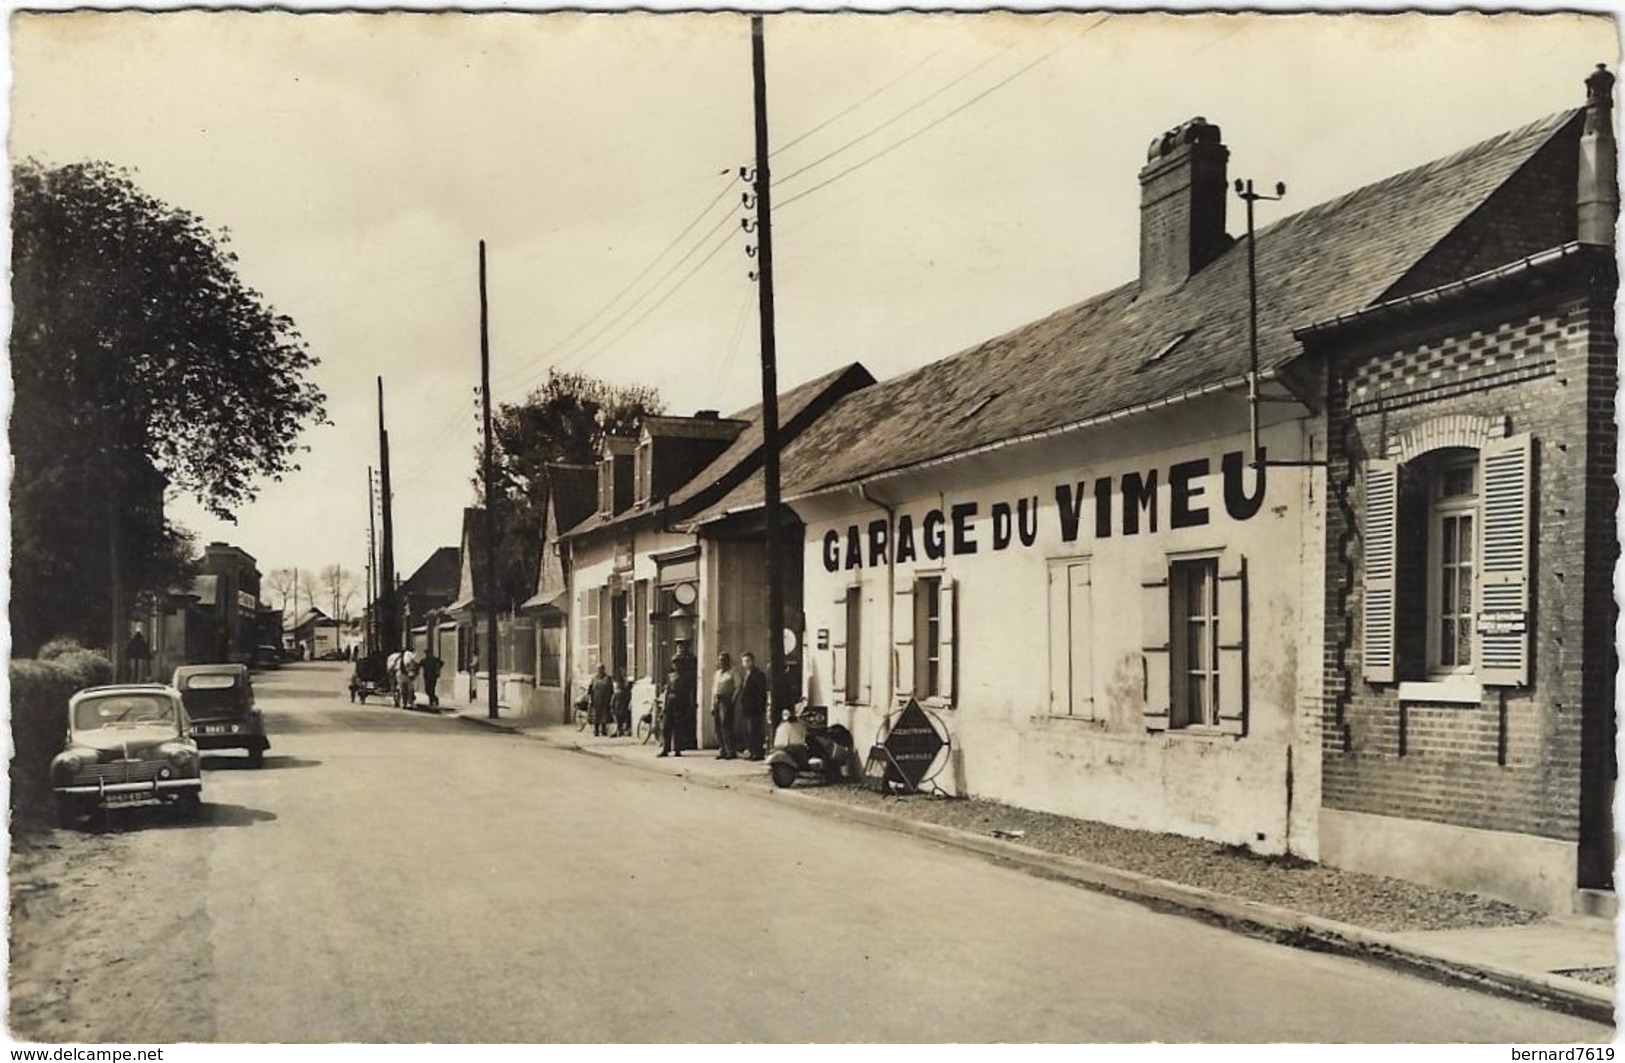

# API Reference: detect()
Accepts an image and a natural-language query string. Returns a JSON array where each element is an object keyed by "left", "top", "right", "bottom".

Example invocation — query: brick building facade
[{"left": 1307, "top": 70, "right": 1617, "bottom": 912}]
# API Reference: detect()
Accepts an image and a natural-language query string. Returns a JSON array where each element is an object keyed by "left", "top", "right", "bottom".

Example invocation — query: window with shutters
[
  {"left": 914, "top": 577, "right": 942, "bottom": 699},
  {"left": 597, "top": 459, "right": 614, "bottom": 516},
  {"left": 635, "top": 441, "right": 653, "bottom": 503},
  {"left": 1143, "top": 554, "right": 1247, "bottom": 736},
  {"left": 1047, "top": 559, "right": 1096, "bottom": 718},
  {"left": 899, "top": 574, "right": 956, "bottom": 704},
  {"left": 1360, "top": 433, "right": 1532, "bottom": 688},
  {"left": 581, "top": 589, "right": 600, "bottom": 673}
]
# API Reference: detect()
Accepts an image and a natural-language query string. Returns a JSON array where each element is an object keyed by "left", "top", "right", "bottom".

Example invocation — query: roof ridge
[{"left": 1256, "top": 107, "right": 1579, "bottom": 240}]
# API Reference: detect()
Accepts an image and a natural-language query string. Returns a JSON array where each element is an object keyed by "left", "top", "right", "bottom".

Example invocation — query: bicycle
[
  {"left": 573, "top": 697, "right": 590, "bottom": 731},
  {"left": 636, "top": 691, "right": 665, "bottom": 746}
]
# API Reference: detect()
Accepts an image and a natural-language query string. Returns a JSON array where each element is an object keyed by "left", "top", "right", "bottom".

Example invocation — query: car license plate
[
  {"left": 103, "top": 791, "right": 150, "bottom": 806},
  {"left": 199, "top": 724, "right": 228, "bottom": 735}
]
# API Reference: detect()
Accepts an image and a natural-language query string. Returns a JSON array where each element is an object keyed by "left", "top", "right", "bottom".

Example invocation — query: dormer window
[{"left": 636, "top": 439, "right": 653, "bottom": 504}]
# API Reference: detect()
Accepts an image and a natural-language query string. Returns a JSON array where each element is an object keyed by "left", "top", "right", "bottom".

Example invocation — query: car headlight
[{"left": 167, "top": 747, "right": 196, "bottom": 767}]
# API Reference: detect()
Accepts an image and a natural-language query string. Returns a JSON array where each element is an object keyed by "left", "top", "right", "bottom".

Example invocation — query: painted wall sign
[
  {"left": 821, "top": 447, "right": 1268, "bottom": 572},
  {"left": 1476, "top": 610, "right": 1527, "bottom": 635}
]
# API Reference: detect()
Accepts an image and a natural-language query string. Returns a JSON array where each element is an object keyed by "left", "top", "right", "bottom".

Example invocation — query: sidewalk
[{"left": 456, "top": 707, "right": 1616, "bottom": 1024}]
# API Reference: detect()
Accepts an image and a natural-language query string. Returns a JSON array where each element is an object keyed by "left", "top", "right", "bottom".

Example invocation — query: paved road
[{"left": 12, "top": 663, "right": 1613, "bottom": 1043}]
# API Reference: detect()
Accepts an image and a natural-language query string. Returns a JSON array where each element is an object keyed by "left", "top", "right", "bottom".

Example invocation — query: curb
[{"left": 457, "top": 713, "right": 1616, "bottom": 1025}]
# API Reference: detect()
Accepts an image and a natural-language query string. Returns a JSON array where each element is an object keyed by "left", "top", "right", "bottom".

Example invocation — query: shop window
[
  {"left": 1141, "top": 555, "right": 1247, "bottom": 736},
  {"left": 894, "top": 575, "right": 956, "bottom": 703},
  {"left": 1046, "top": 559, "right": 1096, "bottom": 718},
  {"left": 539, "top": 618, "right": 563, "bottom": 687},
  {"left": 1362, "top": 434, "right": 1531, "bottom": 687}
]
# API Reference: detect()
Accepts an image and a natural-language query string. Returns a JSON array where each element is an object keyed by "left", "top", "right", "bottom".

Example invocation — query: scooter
[{"left": 766, "top": 705, "right": 854, "bottom": 789}]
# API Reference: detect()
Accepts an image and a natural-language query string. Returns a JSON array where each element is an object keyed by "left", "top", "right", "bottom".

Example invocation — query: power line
[
  {"left": 711, "top": 285, "right": 755, "bottom": 395},
  {"left": 770, "top": 34, "right": 1024, "bottom": 190},
  {"left": 770, "top": 44, "right": 947, "bottom": 158},
  {"left": 550, "top": 204, "right": 741, "bottom": 373},
  {"left": 571, "top": 219, "right": 742, "bottom": 371},
  {"left": 494, "top": 173, "right": 738, "bottom": 389},
  {"left": 777, "top": 16, "right": 1107, "bottom": 213}
]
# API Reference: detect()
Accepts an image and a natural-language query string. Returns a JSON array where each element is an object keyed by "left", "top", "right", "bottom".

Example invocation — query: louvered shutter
[
  {"left": 830, "top": 592, "right": 848, "bottom": 700},
  {"left": 940, "top": 579, "right": 958, "bottom": 703},
  {"left": 1362, "top": 458, "right": 1399, "bottom": 683},
  {"left": 894, "top": 583, "right": 915, "bottom": 701},
  {"left": 1141, "top": 560, "right": 1171, "bottom": 731},
  {"left": 597, "top": 587, "right": 610, "bottom": 674},
  {"left": 1478, "top": 434, "right": 1533, "bottom": 686},
  {"left": 1217, "top": 556, "right": 1248, "bottom": 737}
]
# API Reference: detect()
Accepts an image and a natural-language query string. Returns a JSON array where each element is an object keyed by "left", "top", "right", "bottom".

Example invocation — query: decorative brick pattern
[{"left": 1321, "top": 282, "right": 1611, "bottom": 849}]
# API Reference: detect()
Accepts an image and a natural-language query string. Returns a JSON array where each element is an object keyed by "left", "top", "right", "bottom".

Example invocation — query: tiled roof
[
  {"left": 400, "top": 546, "right": 461, "bottom": 598},
  {"left": 548, "top": 463, "right": 600, "bottom": 535},
  {"left": 694, "top": 108, "right": 1581, "bottom": 518},
  {"left": 563, "top": 361, "right": 874, "bottom": 539}
]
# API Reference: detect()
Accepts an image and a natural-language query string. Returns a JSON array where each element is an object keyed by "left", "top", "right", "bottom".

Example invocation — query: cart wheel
[{"left": 770, "top": 762, "right": 797, "bottom": 789}]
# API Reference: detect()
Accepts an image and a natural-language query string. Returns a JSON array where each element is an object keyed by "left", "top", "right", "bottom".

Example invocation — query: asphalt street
[{"left": 14, "top": 662, "right": 1613, "bottom": 1043}]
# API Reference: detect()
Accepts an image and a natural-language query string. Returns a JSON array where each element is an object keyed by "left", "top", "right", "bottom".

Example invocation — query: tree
[
  {"left": 482, "top": 370, "right": 663, "bottom": 607},
  {"left": 11, "top": 160, "right": 328, "bottom": 656},
  {"left": 320, "top": 565, "right": 356, "bottom": 623},
  {"left": 264, "top": 567, "right": 312, "bottom": 618}
]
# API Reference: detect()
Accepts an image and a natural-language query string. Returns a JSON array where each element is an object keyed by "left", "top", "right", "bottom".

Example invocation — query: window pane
[
  {"left": 1189, "top": 620, "right": 1207, "bottom": 668},
  {"left": 1459, "top": 514, "right": 1473, "bottom": 563},
  {"left": 1440, "top": 618, "right": 1456, "bottom": 666},
  {"left": 1441, "top": 517, "right": 1457, "bottom": 563},
  {"left": 1458, "top": 616, "right": 1472, "bottom": 666}
]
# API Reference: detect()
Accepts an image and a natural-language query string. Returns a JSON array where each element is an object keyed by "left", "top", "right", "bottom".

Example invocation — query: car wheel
[
  {"left": 55, "top": 799, "right": 80, "bottom": 830},
  {"left": 248, "top": 747, "right": 265, "bottom": 769},
  {"left": 176, "top": 793, "right": 202, "bottom": 821},
  {"left": 770, "top": 762, "right": 797, "bottom": 789}
]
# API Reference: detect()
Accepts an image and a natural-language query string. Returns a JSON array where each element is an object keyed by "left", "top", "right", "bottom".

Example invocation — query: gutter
[{"left": 1293, "top": 242, "right": 1598, "bottom": 340}]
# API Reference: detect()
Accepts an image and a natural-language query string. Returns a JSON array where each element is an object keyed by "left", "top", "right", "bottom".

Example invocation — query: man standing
[
  {"left": 124, "top": 629, "right": 152, "bottom": 683},
  {"left": 738, "top": 651, "right": 769, "bottom": 761},
  {"left": 420, "top": 651, "right": 443, "bottom": 709},
  {"left": 659, "top": 639, "right": 697, "bottom": 757},
  {"left": 712, "top": 652, "right": 739, "bottom": 760},
  {"left": 588, "top": 664, "right": 615, "bottom": 737}
]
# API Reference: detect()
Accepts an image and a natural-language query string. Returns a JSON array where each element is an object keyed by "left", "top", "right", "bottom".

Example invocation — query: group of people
[
  {"left": 581, "top": 641, "right": 771, "bottom": 761},
  {"left": 388, "top": 648, "right": 445, "bottom": 709}
]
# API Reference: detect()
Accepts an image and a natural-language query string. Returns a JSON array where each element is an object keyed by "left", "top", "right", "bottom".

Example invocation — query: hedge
[{"left": 10, "top": 649, "right": 114, "bottom": 831}]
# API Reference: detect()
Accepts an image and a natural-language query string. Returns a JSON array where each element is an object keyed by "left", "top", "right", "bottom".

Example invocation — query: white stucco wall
[{"left": 798, "top": 403, "right": 1323, "bottom": 855}]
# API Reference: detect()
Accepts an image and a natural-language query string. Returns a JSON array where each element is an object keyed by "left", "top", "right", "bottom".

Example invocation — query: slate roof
[
  {"left": 548, "top": 463, "right": 600, "bottom": 536},
  {"left": 562, "top": 361, "right": 874, "bottom": 539},
  {"left": 400, "top": 546, "right": 461, "bottom": 599},
  {"left": 694, "top": 108, "right": 1582, "bottom": 518}
]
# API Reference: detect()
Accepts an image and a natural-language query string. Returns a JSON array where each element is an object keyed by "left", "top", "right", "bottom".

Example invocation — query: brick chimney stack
[
  {"left": 1578, "top": 64, "right": 1616, "bottom": 246},
  {"left": 1138, "top": 117, "right": 1232, "bottom": 296}
]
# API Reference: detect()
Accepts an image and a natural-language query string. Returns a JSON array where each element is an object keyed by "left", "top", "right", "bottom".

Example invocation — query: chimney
[
  {"left": 1138, "top": 117, "right": 1231, "bottom": 295},
  {"left": 1578, "top": 64, "right": 1617, "bottom": 246}
]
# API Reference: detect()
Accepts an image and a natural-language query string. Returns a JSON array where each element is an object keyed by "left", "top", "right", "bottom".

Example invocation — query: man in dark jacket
[
  {"left": 588, "top": 664, "right": 615, "bottom": 737},
  {"left": 738, "top": 651, "right": 769, "bottom": 760},
  {"left": 659, "top": 639, "right": 698, "bottom": 757},
  {"left": 421, "top": 652, "right": 444, "bottom": 708}
]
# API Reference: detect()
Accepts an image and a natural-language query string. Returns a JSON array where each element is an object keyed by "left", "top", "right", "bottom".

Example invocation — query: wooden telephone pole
[
  {"left": 750, "top": 14, "right": 789, "bottom": 722},
  {"left": 377, "top": 378, "right": 399, "bottom": 654},
  {"left": 479, "top": 240, "right": 500, "bottom": 721}
]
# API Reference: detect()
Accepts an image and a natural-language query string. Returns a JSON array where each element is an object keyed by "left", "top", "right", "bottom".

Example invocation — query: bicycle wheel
[
  {"left": 635, "top": 715, "right": 652, "bottom": 744},
  {"left": 575, "top": 705, "right": 589, "bottom": 731}
]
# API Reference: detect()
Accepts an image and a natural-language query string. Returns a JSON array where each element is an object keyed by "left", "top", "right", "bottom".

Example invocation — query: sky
[{"left": 8, "top": 9, "right": 1618, "bottom": 602}]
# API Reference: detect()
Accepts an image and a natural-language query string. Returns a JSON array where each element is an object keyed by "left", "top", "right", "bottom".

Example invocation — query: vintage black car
[
  {"left": 172, "top": 664, "right": 269, "bottom": 767},
  {"left": 52, "top": 684, "right": 202, "bottom": 826}
]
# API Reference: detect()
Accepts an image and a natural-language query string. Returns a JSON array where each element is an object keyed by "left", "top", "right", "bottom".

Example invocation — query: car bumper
[
  {"left": 193, "top": 733, "right": 269, "bottom": 752},
  {"left": 55, "top": 777, "right": 201, "bottom": 798}
]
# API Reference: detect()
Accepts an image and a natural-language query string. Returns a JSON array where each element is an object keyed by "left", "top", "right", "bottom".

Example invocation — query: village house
[
  {"left": 560, "top": 364, "right": 874, "bottom": 742},
  {"left": 518, "top": 464, "right": 598, "bottom": 721},
  {"left": 689, "top": 69, "right": 1616, "bottom": 913}
]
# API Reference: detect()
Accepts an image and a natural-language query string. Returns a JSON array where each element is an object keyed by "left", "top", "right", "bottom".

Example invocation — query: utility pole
[
  {"left": 377, "top": 378, "right": 399, "bottom": 653},
  {"left": 750, "top": 14, "right": 789, "bottom": 724},
  {"left": 367, "top": 465, "right": 378, "bottom": 655},
  {"left": 479, "top": 240, "right": 500, "bottom": 721}
]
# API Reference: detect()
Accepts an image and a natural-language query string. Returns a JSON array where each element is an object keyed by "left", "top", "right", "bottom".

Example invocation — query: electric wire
[
  {"left": 777, "top": 16, "right": 1106, "bottom": 213},
  {"left": 770, "top": 44, "right": 947, "bottom": 158}
]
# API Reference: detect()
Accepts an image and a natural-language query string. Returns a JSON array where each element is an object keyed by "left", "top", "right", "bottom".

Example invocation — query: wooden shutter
[
  {"left": 830, "top": 592, "right": 848, "bottom": 699},
  {"left": 1362, "top": 458, "right": 1399, "bottom": 683},
  {"left": 940, "top": 578, "right": 958, "bottom": 703},
  {"left": 1141, "top": 560, "right": 1171, "bottom": 731},
  {"left": 1478, "top": 434, "right": 1533, "bottom": 686},
  {"left": 894, "top": 583, "right": 915, "bottom": 701},
  {"left": 1216, "top": 556, "right": 1248, "bottom": 737}
]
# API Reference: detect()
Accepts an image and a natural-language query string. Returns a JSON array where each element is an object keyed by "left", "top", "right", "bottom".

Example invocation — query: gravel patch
[
  {"left": 806, "top": 785, "right": 1541, "bottom": 933},
  {"left": 1556, "top": 967, "right": 1616, "bottom": 987}
]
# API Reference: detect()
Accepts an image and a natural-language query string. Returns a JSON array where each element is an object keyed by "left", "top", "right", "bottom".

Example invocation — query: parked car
[
  {"left": 172, "top": 663, "right": 269, "bottom": 767},
  {"left": 254, "top": 644, "right": 284, "bottom": 670},
  {"left": 51, "top": 684, "right": 202, "bottom": 827}
]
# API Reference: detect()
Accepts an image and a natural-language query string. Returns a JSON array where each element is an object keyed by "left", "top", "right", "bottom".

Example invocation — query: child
[{"left": 611, "top": 674, "right": 633, "bottom": 737}]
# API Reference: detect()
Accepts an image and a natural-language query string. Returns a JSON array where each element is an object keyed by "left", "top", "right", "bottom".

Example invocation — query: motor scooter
[{"left": 766, "top": 705, "right": 853, "bottom": 788}]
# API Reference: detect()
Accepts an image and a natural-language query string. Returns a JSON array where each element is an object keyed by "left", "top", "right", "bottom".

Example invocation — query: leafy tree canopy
[{"left": 12, "top": 159, "right": 328, "bottom": 520}]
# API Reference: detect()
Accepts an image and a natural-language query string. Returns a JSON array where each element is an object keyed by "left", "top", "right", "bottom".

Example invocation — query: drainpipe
[{"left": 858, "top": 483, "right": 896, "bottom": 707}]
